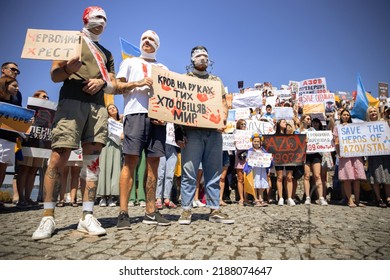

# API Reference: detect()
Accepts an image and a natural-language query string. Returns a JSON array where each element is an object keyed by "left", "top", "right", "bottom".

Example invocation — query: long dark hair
[
  {"left": 340, "top": 109, "right": 352, "bottom": 124},
  {"left": 275, "top": 119, "right": 287, "bottom": 134}
]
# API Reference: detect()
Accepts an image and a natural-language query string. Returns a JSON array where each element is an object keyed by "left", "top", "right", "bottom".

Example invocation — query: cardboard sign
[
  {"left": 263, "top": 134, "right": 307, "bottom": 166},
  {"left": 21, "top": 29, "right": 81, "bottom": 60},
  {"left": 149, "top": 66, "right": 224, "bottom": 129},
  {"left": 222, "top": 133, "right": 235, "bottom": 151},
  {"left": 21, "top": 97, "right": 57, "bottom": 158},
  {"left": 338, "top": 121, "right": 390, "bottom": 157},
  {"left": 0, "top": 102, "right": 34, "bottom": 133},
  {"left": 306, "top": 130, "right": 335, "bottom": 153},
  {"left": 247, "top": 150, "right": 272, "bottom": 168}
]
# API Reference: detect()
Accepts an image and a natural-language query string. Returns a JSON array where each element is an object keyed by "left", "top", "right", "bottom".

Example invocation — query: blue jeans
[
  {"left": 181, "top": 129, "right": 222, "bottom": 210},
  {"left": 156, "top": 144, "right": 178, "bottom": 200}
]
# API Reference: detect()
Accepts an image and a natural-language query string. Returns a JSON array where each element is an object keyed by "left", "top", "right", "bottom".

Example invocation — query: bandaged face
[
  {"left": 191, "top": 48, "right": 209, "bottom": 68},
  {"left": 140, "top": 30, "right": 160, "bottom": 53},
  {"left": 83, "top": 6, "right": 107, "bottom": 30},
  {"left": 140, "top": 30, "right": 160, "bottom": 60}
]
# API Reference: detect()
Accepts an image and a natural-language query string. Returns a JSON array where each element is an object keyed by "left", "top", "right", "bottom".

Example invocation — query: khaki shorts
[{"left": 51, "top": 99, "right": 108, "bottom": 150}]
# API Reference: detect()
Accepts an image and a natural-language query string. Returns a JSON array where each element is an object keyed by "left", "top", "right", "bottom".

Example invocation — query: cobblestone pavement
[{"left": 1, "top": 199, "right": 389, "bottom": 260}]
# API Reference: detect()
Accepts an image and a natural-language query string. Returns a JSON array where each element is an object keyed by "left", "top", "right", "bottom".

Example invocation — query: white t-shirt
[{"left": 116, "top": 57, "right": 168, "bottom": 116}]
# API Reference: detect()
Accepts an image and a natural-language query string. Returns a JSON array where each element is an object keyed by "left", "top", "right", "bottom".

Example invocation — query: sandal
[
  {"left": 348, "top": 202, "right": 357, "bottom": 208},
  {"left": 72, "top": 201, "right": 78, "bottom": 207},
  {"left": 219, "top": 200, "right": 227, "bottom": 206},
  {"left": 164, "top": 200, "right": 177, "bottom": 209},
  {"left": 376, "top": 199, "right": 387, "bottom": 208},
  {"left": 56, "top": 200, "right": 65, "bottom": 207},
  {"left": 238, "top": 200, "right": 244, "bottom": 206}
]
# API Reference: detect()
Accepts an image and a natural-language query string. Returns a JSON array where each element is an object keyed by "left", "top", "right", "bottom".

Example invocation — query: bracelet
[{"left": 63, "top": 65, "right": 72, "bottom": 75}]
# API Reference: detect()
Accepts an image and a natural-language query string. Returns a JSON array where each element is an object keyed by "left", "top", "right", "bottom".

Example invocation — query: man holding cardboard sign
[
  {"left": 176, "top": 46, "right": 234, "bottom": 225},
  {"left": 32, "top": 6, "right": 117, "bottom": 240},
  {"left": 115, "top": 30, "right": 171, "bottom": 229}
]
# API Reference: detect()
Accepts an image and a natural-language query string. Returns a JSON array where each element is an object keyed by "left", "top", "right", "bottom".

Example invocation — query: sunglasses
[
  {"left": 42, "top": 95, "right": 49, "bottom": 100},
  {"left": 7, "top": 67, "right": 21, "bottom": 74}
]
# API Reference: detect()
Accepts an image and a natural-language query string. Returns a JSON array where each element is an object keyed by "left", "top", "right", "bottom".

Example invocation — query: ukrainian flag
[
  {"left": 351, "top": 74, "right": 369, "bottom": 120},
  {"left": 119, "top": 37, "right": 141, "bottom": 60}
]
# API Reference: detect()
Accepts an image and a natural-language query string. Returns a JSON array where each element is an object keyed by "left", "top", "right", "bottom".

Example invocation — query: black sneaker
[
  {"left": 117, "top": 211, "right": 131, "bottom": 230},
  {"left": 143, "top": 211, "right": 171, "bottom": 226}
]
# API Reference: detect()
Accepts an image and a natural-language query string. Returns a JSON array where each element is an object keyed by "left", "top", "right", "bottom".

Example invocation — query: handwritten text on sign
[
  {"left": 306, "top": 130, "right": 335, "bottom": 153},
  {"left": 338, "top": 121, "right": 390, "bottom": 157},
  {"left": 263, "top": 134, "right": 307, "bottom": 166},
  {"left": 0, "top": 102, "right": 34, "bottom": 133},
  {"left": 21, "top": 29, "right": 81, "bottom": 60},
  {"left": 247, "top": 150, "right": 272, "bottom": 168},
  {"left": 149, "top": 66, "right": 224, "bottom": 128}
]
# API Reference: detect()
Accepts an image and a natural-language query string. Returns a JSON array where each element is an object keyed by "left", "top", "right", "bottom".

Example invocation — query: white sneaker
[
  {"left": 108, "top": 197, "right": 116, "bottom": 207},
  {"left": 278, "top": 198, "right": 284, "bottom": 206},
  {"left": 319, "top": 197, "right": 328, "bottom": 206},
  {"left": 32, "top": 216, "right": 56, "bottom": 240},
  {"left": 128, "top": 201, "right": 135, "bottom": 207},
  {"left": 287, "top": 198, "right": 296, "bottom": 206},
  {"left": 305, "top": 197, "right": 311, "bottom": 205},
  {"left": 139, "top": 201, "right": 146, "bottom": 207},
  {"left": 99, "top": 198, "right": 107, "bottom": 207},
  {"left": 193, "top": 200, "right": 206, "bottom": 208},
  {"left": 77, "top": 214, "right": 106, "bottom": 236}
]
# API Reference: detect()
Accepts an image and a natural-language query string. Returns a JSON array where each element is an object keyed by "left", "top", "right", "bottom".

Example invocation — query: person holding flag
[{"left": 32, "top": 6, "right": 117, "bottom": 240}]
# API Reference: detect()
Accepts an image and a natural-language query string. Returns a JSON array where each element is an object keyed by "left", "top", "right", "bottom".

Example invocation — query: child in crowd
[{"left": 246, "top": 133, "right": 271, "bottom": 207}]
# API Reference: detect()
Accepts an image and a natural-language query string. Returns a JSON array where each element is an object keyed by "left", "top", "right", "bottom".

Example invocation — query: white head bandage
[
  {"left": 140, "top": 30, "right": 160, "bottom": 60},
  {"left": 82, "top": 6, "right": 107, "bottom": 41}
]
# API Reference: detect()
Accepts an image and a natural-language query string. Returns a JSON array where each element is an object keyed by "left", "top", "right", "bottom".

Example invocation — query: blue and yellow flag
[
  {"left": 351, "top": 74, "right": 369, "bottom": 120},
  {"left": 119, "top": 37, "right": 141, "bottom": 60}
]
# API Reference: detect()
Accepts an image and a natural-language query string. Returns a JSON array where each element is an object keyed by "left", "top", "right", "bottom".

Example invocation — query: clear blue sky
[{"left": 1, "top": 0, "right": 389, "bottom": 113}]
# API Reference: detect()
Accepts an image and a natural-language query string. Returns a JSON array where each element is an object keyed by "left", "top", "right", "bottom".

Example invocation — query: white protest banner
[
  {"left": 298, "top": 77, "right": 327, "bottom": 95},
  {"left": 107, "top": 118, "right": 123, "bottom": 146},
  {"left": 233, "top": 107, "right": 251, "bottom": 121},
  {"left": 222, "top": 134, "right": 235, "bottom": 151},
  {"left": 21, "top": 97, "right": 57, "bottom": 158},
  {"left": 0, "top": 102, "right": 34, "bottom": 133},
  {"left": 232, "top": 90, "right": 263, "bottom": 108},
  {"left": 233, "top": 129, "right": 253, "bottom": 150},
  {"left": 166, "top": 122, "right": 178, "bottom": 147},
  {"left": 275, "top": 89, "right": 291, "bottom": 100},
  {"left": 247, "top": 150, "right": 272, "bottom": 168},
  {"left": 338, "top": 121, "right": 390, "bottom": 157},
  {"left": 246, "top": 120, "right": 275, "bottom": 135},
  {"left": 274, "top": 107, "right": 294, "bottom": 120},
  {"left": 149, "top": 66, "right": 224, "bottom": 129},
  {"left": 306, "top": 130, "right": 335, "bottom": 153},
  {"left": 21, "top": 29, "right": 81, "bottom": 60}
]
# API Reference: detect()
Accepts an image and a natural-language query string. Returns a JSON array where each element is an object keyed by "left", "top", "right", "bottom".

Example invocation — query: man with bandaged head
[
  {"left": 115, "top": 30, "right": 170, "bottom": 229},
  {"left": 32, "top": 6, "right": 117, "bottom": 240},
  {"left": 175, "top": 46, "right": 234, "bottom": 225}
]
